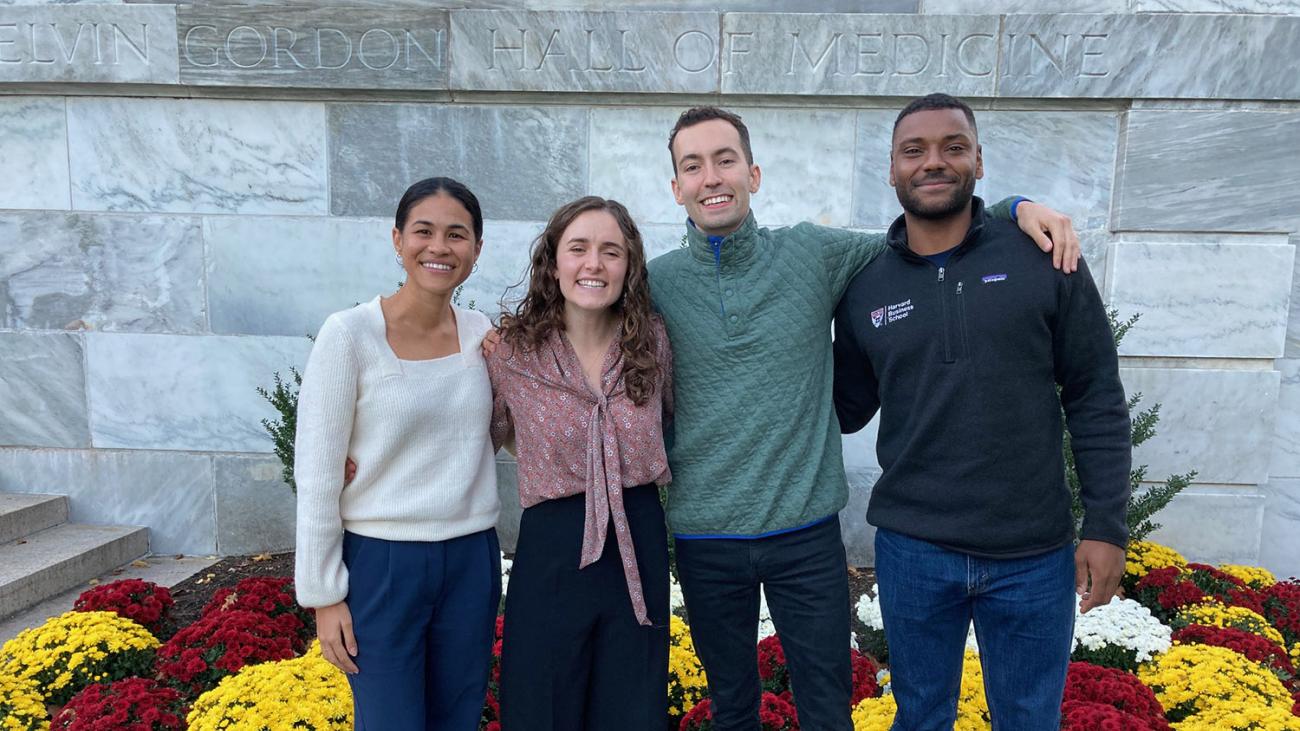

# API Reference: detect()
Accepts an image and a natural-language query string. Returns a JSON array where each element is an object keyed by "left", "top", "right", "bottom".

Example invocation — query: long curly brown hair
[{"left": 498, "top": 196, "right": 661, "bottom": 406}]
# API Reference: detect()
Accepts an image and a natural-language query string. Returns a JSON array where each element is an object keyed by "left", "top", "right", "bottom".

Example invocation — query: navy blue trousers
[
  {"left": 342, "top": 528, "right": 502, "bottom": 731},
  {"left": 499, "top": 485, "right": 670, "bottom": 731},
  {"left": 675, "top": 518, "right": 853, "bottom": 731}
]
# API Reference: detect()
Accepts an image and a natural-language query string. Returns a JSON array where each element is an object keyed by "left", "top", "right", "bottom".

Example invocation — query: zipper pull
[
  {"left": 956, "top": 281, "right": 963, "bottom": 295},
  {"left": 938, "top": 266, "right": 945, "bottom": 283}
]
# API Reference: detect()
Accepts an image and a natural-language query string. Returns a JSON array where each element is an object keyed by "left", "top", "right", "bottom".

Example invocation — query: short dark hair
[
  {"left": 893, "top": 93, "right": 978, "bottom": 140},
  {"left": 394, "top": 176, "right": 484, "bottom": 240},
  {"left": 668, "top": 106, "right": 754, "bottom": 173}
]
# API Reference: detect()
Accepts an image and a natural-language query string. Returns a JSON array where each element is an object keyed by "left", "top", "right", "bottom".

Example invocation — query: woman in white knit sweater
[{"left": 293, "top": 177, "right": 502, "bottom": 731}]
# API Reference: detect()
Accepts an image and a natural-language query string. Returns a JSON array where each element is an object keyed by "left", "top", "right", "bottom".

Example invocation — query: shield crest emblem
[{"left": 870, "top": 308, "right": 885, "bottom": 328}]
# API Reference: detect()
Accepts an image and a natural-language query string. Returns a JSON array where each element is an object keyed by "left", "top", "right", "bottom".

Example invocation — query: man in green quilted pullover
[{"left": 648, "top": 106, "right": 1080, "bottom": 731}]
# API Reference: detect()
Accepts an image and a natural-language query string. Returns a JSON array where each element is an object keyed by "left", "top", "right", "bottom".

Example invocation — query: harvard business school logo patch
[{"left": 870, "top": 307, "right": 885, "bottom": 328}]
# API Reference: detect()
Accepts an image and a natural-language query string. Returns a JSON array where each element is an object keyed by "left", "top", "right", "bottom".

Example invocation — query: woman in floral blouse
[{"left": 486, "top": 195, "right": 673, "bottom": 729}]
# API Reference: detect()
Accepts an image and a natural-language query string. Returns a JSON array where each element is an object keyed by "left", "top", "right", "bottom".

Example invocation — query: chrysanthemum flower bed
[{"left": 2, "top": 543, "right": 1299, "bottom": 730}]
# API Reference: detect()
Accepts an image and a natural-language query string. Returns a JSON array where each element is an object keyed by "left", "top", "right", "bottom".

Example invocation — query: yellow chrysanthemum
[
  {"left": 1173, "top": 603, "right": 1286, "bottom": 647},
  {"left": 1290, "top": 641, "right": 1300, "bottom": 670},
  {"left": 0, "top": 672, "right": 49, "bottom": 731},
  {"left": 1171, "top": 699, "right": 1300, "bottom": 730},
  {"left": 1216, "top": 565, "right": 1277, "bottom": 590},
  {"left": 667, "top": 615, "right": 708, "bottom": 719},
  {"left": 187, "top": 641, "right": 352, "bottom": 731},
  {"left": 851, "top": 694, "right": 897, "bottom": 730},
  {"left": 1138, "top": 643, "right": 1294, "bottom": 723},
  {"left": 955, "top": 651, "right": 992, "bottom": 731},
  {"left": 1125, "top": 540, "right": 1187, "bottom": 583},
  {"left": 848, "top": 652, "right": 990, "bottom": 731},
  {"left": 0, "top": 610, "right": 158, "bottom": 706}
]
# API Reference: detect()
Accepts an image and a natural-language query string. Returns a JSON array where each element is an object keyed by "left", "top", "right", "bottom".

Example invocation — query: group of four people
[{"left": 293, "top": 93, "right": 1131, "bottom": 731}]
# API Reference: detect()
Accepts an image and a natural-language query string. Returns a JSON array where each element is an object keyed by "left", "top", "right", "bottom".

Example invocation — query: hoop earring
[{"left": 395, "top": 254, "right": 403, "bottom": 268}]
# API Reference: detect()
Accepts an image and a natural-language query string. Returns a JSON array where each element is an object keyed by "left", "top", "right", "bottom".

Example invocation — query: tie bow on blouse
[{"left": 486, "top": 324, "right": 673, "bottom": 627}]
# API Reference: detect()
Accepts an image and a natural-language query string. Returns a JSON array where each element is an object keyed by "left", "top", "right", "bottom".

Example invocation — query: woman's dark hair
[
  {"left": 394, "top": 177, "right": 484, "bottom": 240},
  {"left": 499, "top": 196, "right": 661, "bottom": 406}
]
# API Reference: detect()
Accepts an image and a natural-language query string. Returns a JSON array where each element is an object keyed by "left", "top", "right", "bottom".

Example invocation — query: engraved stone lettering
[
  {"left": 854, "top": 32, "right": 884, "bottom": 76},
  {"left": 112, "top": 21, "right": 148, "bottom": 63},
  {"left": 584, "top": 28, "right": 614, "bottom": 72},
  {"left": 316, "top": 28, "right": 350, "bottom": 70},
  {"left": 0, "top": 24, "right": 18, "bottom": 64},
  {"left": 273, "top": 27, "right": 308, "bottom": 69},
  {"left": 956, "top": 33, "right": 994, "bottom": 77},
  {"left": 788, "top": 31, "right": 841, "bottom": 76},
  {"left": 177, "top": 8, "right": 448, "bottom": 89},
  {"left": 724, "top": 30, "right": 751, "bottom": 75},
  {"left": 672, "top": 29, "right": 711, "bottom": 73},
  {"left": 358, "top": 28, "right": 399, "bottom": 70},
  {"left": 1005, "top": 31, "right": 1112, "bottom": 79},
  {"left": 1080, "top": 33, "right": 1109, "bottom": 77},
  {"left": 894, "top": 33, "right": 928, "bottom": 76},
  {"left": 225, "top": 26, "right": 266, "bottom": 69},
  {"left": 489, "top": 27, "right": 525, "bottom": 71},
  {"left": 0, "top": 21, "right": 151, "bottom": 66}
]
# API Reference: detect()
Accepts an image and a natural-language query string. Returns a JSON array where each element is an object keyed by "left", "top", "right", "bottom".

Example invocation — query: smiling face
[
  {"left": 889, "top": 107, "right": 983, "bottom": 221},
  {"left": 671, "top": 118, "right": 762, "bottom": 237},
  {"left": 554, "top": 209, "right": 629, "bottom": 318},
  {"left": 391, "top": 192, "right": 482, "bottom": 296}
]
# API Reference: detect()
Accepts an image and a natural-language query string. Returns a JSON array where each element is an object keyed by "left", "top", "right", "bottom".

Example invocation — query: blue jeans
[{"left": 874, "top": 528, "right": 1075, "bottom": 731}]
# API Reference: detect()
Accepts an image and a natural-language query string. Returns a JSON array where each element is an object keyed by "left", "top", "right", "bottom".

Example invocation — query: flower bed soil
[{"left": 163, "top": 553, "right": 297, "bottom": 641}]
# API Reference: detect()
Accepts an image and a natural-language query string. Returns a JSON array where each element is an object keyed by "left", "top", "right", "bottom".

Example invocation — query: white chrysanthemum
[
  {"left": 670, "top": 575, "right": 687, "bottom": 614},
  {"left": 857, "top": 585, "right": 979, "bottom": 653},
  {"left": 1071, "top": 596, "right": 1171, "bottom": 662},
  {"left": 501, "top": 553, "right": 512, "bottom": 597}
]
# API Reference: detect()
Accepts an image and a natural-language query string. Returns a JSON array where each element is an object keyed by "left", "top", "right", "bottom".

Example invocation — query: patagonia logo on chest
[
  {"left": 981, "top": 273, "right": 1008, "bottom": 284},
  {"left": 870, "top": 299, "right": 914, "bottom": 328}
]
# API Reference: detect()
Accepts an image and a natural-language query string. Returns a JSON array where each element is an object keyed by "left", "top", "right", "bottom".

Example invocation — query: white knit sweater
[{"left": 293, "top": 296, "right": 500, "bottom": 608}]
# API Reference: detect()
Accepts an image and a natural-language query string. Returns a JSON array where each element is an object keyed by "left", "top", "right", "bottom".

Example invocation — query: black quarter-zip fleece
[{"left": 833, "top": 197, "right": 1131, "bottom": 557}]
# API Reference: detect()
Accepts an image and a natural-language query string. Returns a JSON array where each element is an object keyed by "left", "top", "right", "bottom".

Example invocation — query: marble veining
[
  {"left": 1271, "top": 359, "right": 1300, "bottom": 478},
  {"left": 1, "top": 212, "right": 204, "bottom": 333},
  {"left": 853, "top": 110, "right": 1118, "bottom": 230},
  {"left": 330, "top": 104, "right": 586, "bottom": 221},
  {"left": 1259, "top": 478, "right": 1300, "bottom": 580},
  {"left": 0, "top": 448, "right": 215, "bottom": 555},
  {"left": 85, "top": 332, "right": 312, "bottom": 453},
  {"left": 0, "top": 98, "right": 70, "bottom": 211},
  {"left": 1115, "top": 111, "right": 1300, "bottom": 232},
  {"left": 67, "top": 98, "right": 328, "bottom": 215},
  {"left": 1109, "top": 242, "right": 1294, "bottom": 358},
  {"left": 0, "top": 334, "right": 89, "bottom": 449},
  {"left": 1000, "top": 14, "right": 1300, "bottom": 100},
  {"left": 1120, "top": 367, "right": 1279, "bottom": 486},
  {"left": 1147, "top": 486, "right": 1265, "bottom": 566}
]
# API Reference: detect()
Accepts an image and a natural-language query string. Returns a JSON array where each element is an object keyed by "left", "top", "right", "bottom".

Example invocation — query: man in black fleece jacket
[{"left": 833, "top": 94, "right": 1131, "bottom": 730}]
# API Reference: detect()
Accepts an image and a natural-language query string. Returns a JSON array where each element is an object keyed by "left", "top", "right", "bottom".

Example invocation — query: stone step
[
  {"left": 0, "top": 523, "right": 149, "bottom": 620},
  {"left": 0, "top": 493, "right": 69, "bottom": 545}
]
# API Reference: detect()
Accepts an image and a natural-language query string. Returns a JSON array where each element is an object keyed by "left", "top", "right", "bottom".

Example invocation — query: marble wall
[{"left": 1, "top": 3, "right": 1298, "bottom": 576}]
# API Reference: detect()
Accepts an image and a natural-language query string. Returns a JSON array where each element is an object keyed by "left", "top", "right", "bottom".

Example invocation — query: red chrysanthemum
[
  {"left": 156, "top": 610, "right": 298, "bottom": 697},
  {"left": 74, "top": 579, "right": 174, "bottom": 635},
  {"left": 1062, "top": 662, "right": 1168, "bottom": 730},
  {"left": 680, "top": 691, "right": 799, "bottom": 731},
  {"left": 1172, "top": 624, "right": 1294, "bottom": 675},
  {"left": 200, "top": 577, "right": 313, "bottom": 651},
  {"left": 1261, "top": 579, "right": 1300, "bottom": 647},
  {"left": 51, "top": 676, "right": 187, "bottom": 731}
]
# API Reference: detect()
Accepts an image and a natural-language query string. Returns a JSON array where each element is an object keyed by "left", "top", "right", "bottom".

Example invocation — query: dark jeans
[
  {"left": 874, "top": 528, "right": 1076, "bottom": 731},
  {"left": 342, "top": 528, "right": 501, "bottom": 731},
  {"left": 675, "top": 518, "right": 852, "bottom": 731},
  {"left": 499, "top": 484, "right": 670, "bottom": 731}
]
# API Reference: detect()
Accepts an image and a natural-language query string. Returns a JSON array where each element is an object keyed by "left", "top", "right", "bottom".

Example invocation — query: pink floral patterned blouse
[{"left": 485, "top": 318, "right": 673, "bottom": 626}]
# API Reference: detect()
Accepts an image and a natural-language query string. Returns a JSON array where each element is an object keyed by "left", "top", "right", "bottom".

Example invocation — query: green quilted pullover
[{"left": 648, "top": 200, "right": 1015, "bottom": 536}]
